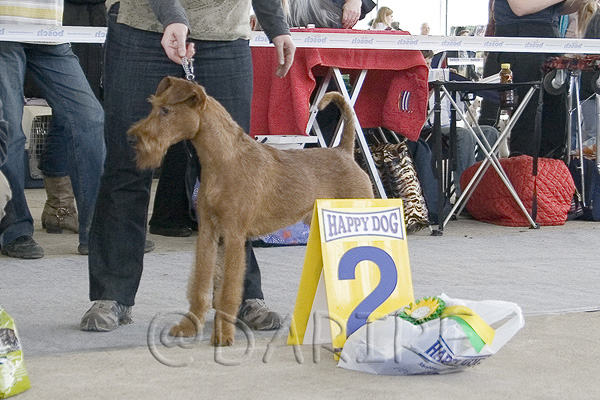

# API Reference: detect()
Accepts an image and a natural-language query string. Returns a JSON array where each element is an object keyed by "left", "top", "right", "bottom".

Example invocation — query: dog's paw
[
  {"left": 169, "top": 317, "right": 201, "bottom": 338},
  {"left": 210, "top": 331, "right": 235, "bottom": 347},
  {"left": 211, "top": 319, "right": 236, "bottom": 347}
]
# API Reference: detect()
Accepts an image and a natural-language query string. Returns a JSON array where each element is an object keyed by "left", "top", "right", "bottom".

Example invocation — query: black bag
[{"left": 568, "top": 158, "right": 600, "bottom": 221}]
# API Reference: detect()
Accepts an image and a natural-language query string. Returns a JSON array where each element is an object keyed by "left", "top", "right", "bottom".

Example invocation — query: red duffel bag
[{"left": 459, "top": 155, "right": 575, "bottom": 227}]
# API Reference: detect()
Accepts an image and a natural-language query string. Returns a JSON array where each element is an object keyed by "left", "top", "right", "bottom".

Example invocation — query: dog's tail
[{"left": 317, "top": 92, "right": 356, "bottom": 153}]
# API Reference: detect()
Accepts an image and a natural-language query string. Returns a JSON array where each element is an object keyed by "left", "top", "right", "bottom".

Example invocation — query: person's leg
[
  {"left": 62, "top": 2, "right": 106, "bottom": 102},
  {"left": 192, "top": 39, "right": 279, "bottom": 329},
  {"left": 0, "top": 98, "right": 14, "bottom": 232},
  {"left": 476, "top": 125, "right": 499, "bottom": 162},
  {"left": 87, "top": 8, "right": 179, "bottom": 308},
  {"left": 0, "top": 173, "right": 11, "bottom": 223},
  {"left": 0, "top": 91, "right": 15, "bottom": 243},
  {"left": 444, "top": 126, "right": 475, "bottom": 198},
  {"left": 148, "top": 141, "right": 196, "bottom": 236},
  {"left": 0, "top": 99, "right": 10, "bottom": 220},
  {"left": 499, "top": 51, "right": 546, "bottom": 156},
  {"left": 193, "top": 39, "right": 264, "bottom": 300},
  {"left": 540, "top": 82, "right": 568, "bottom": 158},
  {"left": 26, "top": 43, "right": 105, "bottom": 244},
  {"left": 406, "top": 137, "right": 441, "bottom": 224},
  {"left": 496, "top": 24, "right": 566, "bottom": 158},
  {"left": 0, "top": 98, "right": 7, "bottom": 166},
  {"left": 478, "top": 51, "right": 501, "bottom": 127},
  {"left": 0, "top": 41, "right": 42, "bottom": 257}
]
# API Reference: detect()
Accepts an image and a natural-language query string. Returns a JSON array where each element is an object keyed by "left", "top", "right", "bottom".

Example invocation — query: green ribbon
[{"left": 441, "top": 305, "right": 495, "bottom": 353}]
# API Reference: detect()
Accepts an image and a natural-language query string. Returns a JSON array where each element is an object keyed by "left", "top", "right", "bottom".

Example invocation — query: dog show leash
[{"left": 182, "top": 56, "right": 195, "bottom": 81}]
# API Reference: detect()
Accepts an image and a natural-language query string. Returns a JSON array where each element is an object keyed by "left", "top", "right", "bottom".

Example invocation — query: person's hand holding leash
[{"left": 161, "top": 23, "right": 195, "bottom": 64}]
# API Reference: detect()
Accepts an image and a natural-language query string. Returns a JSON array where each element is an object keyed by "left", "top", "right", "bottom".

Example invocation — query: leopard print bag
[{"left": 356, "top": 141, "right": 430, "bottom": 234}]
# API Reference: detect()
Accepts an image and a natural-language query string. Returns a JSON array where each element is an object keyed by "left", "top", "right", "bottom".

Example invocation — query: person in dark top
[
  {"left": 480, "top": 0, "right": 577, "bottom": 159},
  {"left": 80, "top": 0, "right": 295, "bottom": 333}
]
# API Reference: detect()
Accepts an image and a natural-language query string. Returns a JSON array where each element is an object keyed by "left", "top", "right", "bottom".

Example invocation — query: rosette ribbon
[{"left": 441, "top": 305, "right": 496, "bottom": 353}]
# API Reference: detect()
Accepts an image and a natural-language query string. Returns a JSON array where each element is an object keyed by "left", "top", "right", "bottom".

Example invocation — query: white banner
[
  {"left": 2, "top": 24, "right": 600, "bottom": 54},
  {"left": 250, "top": 31, "right": 600, "bottom": 54},
  {"left": 0, "top": 25, "right": 106, "bottom": 43}
]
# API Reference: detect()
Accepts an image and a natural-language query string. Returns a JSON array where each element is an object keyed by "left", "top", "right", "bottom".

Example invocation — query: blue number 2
[{"left": 338, "top": 246, "right": 398, "bottom": 337}]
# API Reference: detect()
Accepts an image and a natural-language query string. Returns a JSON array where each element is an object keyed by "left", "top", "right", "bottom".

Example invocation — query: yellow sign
[{"left": 288, "top": 199, "right": 414, "bottom": 354}]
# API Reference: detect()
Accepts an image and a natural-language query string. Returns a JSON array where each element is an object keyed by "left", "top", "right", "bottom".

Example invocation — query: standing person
[
  {"left": 63, "top": 0, "right": 107, "bottom": 102},
  {"left": 482, "top": 0, "right": 577, "bottom": 158},
  {"left": 0, "top": 0, "right": 105, "bottom": 259},
  {"left": 33, "top": 0, "right": 108, "bottom": 243},
  {"left": 478, "top": 0, "right": 500, "bottom": 127},
  {"left": 80, "top": 0, "right": 295, "bottom": 332},
  {"left": 284, "top": 0, "right": 376, "bottom": 29}
]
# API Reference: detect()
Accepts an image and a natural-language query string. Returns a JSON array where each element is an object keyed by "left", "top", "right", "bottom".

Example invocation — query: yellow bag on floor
[{"left": 0, "top": 308, "right": 31, "bottom": 398}]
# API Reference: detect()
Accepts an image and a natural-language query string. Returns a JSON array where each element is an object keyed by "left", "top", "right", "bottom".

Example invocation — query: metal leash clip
[{"left": 182, "top": 56, "right": 195, "bottom": 81}]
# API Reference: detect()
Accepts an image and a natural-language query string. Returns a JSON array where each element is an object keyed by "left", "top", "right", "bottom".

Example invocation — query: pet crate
[{"left": 21, "top": 105, "right": 52, "bottom": 189}]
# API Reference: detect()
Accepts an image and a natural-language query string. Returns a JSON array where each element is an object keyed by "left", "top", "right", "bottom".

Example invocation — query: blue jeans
[
  {"left": 0, "top": 98, "right": 7, "bottom": 166},
  {"left": 0, "top": 42, "right": 105, "bottom": 246},
  {"left": 88, "top": 7, "right": 263, "bottom": 306}
]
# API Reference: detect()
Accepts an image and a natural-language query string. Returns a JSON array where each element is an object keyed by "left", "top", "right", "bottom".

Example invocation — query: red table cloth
[{"left": 250, "top": 29, "right": 429, "bottom": 142}]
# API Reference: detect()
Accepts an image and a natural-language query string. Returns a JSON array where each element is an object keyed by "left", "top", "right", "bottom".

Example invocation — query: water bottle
[{"left": 499, "top": 63, "right": 516, "bottom": 110}]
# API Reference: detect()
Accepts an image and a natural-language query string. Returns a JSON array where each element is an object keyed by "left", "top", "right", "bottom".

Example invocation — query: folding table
[
  {"left": 428, "top": 80, "right": 542, "bottom": 235},
  {"left": 304, "top": 67, "right": 386, "bottom": 197},
  {"left": 249, "top": 29, "right": 430, "bottom": 199}
]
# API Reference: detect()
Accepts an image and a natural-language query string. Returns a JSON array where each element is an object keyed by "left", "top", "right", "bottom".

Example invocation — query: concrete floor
[{"left": 1, "top": 183, "right": 600, "bottom": 399}]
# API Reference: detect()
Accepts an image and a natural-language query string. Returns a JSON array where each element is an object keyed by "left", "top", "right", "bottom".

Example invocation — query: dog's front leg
[
  {"left": 170, "top": 226, "right": 218, "bottom": 338},
  {"left": 211, "top": 232, "right": 246, "bottom": 346}
]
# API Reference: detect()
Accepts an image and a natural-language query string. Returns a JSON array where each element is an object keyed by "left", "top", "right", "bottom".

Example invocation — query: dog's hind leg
[
  {"left": 170, "top": 226, "right": 219, "bottom": 339},
  {"left": 211, "top": 232, "right": 247, "bottom": 346}
]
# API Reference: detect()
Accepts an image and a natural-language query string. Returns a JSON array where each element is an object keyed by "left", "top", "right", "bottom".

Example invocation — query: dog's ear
[
  {"left": 156, "top": 76, "right": 176, "bottom": 96},
  {"left": 157, "top": 77, "right": 207, "bottom": 108},
  {"left": 185, "top": 83, "right": 208, "bottom": 109}
]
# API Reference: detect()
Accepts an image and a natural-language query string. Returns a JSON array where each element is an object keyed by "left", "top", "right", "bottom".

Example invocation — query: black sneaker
[
  {"left": 78, "top": 240, "right": 156, "bottom": 255},
  {"left": 238, "top": 299, "right": 282, "bottom": 331},
  {"left": 80, "top": 300, "right": 133, "bottom": 332},
  {"left": 1, "top": 235, "right": 44, "bottom": 259}
]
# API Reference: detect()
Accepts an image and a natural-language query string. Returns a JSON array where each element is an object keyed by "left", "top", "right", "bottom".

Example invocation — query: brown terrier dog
[{"left": 129, "top": 76, "right": 374, "bottom": 346}]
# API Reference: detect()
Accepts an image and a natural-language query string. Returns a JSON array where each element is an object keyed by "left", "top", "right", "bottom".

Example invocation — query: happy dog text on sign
[{"left": 322, "top": 208, "right": 404, "bottom": 242}]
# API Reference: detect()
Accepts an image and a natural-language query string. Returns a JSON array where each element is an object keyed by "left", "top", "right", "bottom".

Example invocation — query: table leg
[
  {"left": 572, "top": 73, "right": 586, "bottom": 205},
  {"left": 304, "top": 67, "right": 387, "bottom": 199},
  {"left": 432, "top": 84, "right": 444, "bottom": 236},
  {"left": 305, "top": 69, "right": 334, "bottom": 148}
]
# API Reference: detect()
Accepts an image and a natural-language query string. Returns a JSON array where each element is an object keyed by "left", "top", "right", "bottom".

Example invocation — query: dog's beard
[{"left": 133, "top": 138, "right": 167, "bottom": 170}]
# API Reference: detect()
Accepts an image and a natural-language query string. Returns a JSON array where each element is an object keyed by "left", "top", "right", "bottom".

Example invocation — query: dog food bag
[
  {"left": 338, "top": 294, "right": 524, "bottom": 375},
  {"left": 0, "top": 308, "right": 31, "bottom": 398}
]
